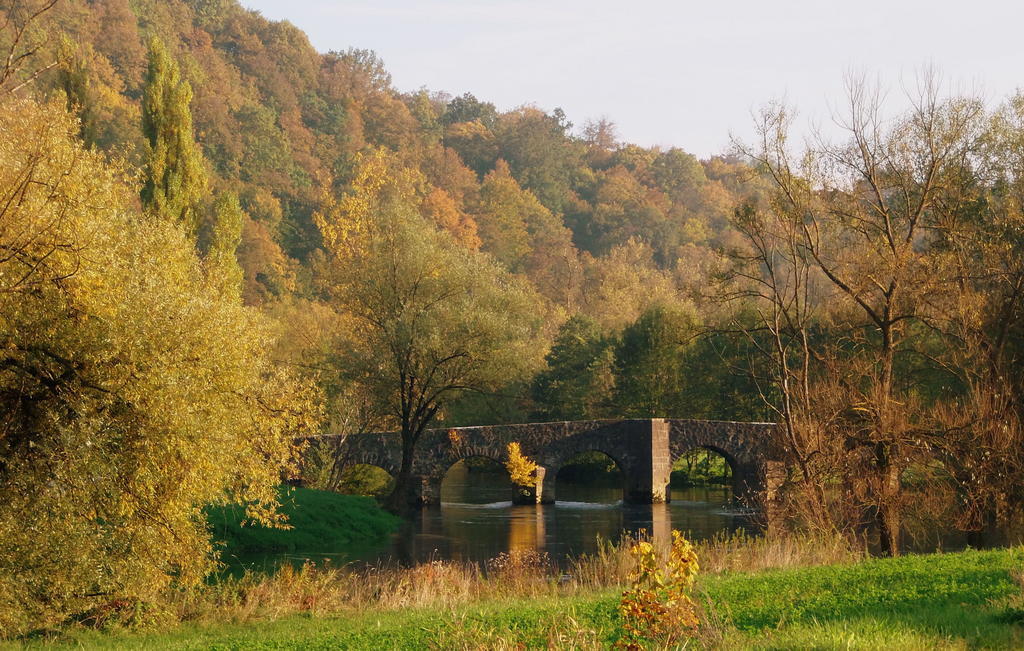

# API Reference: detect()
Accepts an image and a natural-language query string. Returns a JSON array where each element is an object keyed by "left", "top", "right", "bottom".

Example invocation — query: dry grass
[
  {"left": 693, "top": 530, "right": 864, "bottom": 575},
  {"left": 163, "top": 530, "right": 861, "bottom": 628}
]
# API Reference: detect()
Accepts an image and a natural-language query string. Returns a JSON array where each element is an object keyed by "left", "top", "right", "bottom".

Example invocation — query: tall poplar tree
[
  {"left": 141, "top": 36, "right": 207, "bottom": 238},
  {"left": 207, "top": 192, "right": 245, "bottom": 300}
]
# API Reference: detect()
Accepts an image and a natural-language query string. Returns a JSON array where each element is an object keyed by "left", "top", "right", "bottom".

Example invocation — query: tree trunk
[
  {"left": 875, "top": 448, "right": 902, "bottom": 556},
  {"left": 965, "top": 494, "right": 1002, "bottom": 549},
  {"left": 385, "top": 432, "right": 418, "bottom": 514}
]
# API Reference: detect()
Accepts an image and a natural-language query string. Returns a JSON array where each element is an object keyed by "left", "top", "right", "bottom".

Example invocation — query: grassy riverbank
[
  {"left": 207, "top": 487, "right": 400, "bottom": 561},
  {"left": 17, "top": 546, "right": 1023, "bottom": 649}
]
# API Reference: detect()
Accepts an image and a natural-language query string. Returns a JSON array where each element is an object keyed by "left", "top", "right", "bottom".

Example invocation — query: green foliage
[
  {"left": 671, "top": 448, "right": 733, "bottom": 487},
  {"left": 612, "top": 302, "right": 700, "bottom": 417},
  {"left": 556, "top": 451, "right": 622, "bottom": 485},
  {"left": 141, "top": 36, "right": 208, "bottom": 237},
  {"left": 710, "top": 548, "right": 1024, "bottom": 632},
  {"left": 442, "top": 92, "right": 497, "bottom": 129},
  {"left": 531, "top": 316, "right": 615, "bottom": 420},
  {"left": 207, "top": 487, "right": 399, "bottom": 557},
  {"left": 495, "top": 106, "right": 582, "bottom": 215}
]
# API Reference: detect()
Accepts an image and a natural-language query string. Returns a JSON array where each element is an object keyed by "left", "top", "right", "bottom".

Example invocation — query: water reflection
[
  {"left": 382, "top": 464, "right": 755, "bottom": 568},
  {"left": 233, "top": 462, "right": 1019, "bottom": 573}
]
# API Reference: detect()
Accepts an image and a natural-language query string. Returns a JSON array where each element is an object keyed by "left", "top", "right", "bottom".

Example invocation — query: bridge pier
[
  {"left": 622, "top": 418, "right": 671, "bottom": 504},
  {"left": 538, "top": 465, "right": 557, "bottom": 504},
  {"left": 512, "top": 466, "right": 550, "bottom": 505},
  {"left": 404, "top": 474, "right": 442, "bottom": 507},
  {"left": 733, "top": 461, "right": 763, "bottom": 509},
  {"left": 732, "top": 460, "right": 785, "bottom": 531}
]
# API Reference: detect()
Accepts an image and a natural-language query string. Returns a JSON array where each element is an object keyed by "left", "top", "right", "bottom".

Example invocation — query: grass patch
[
  {"left": 207, "top": 486, "right": 400, "bottom": 558},
  {"left": 713, "top": 548, "right": 1024, "bottom": 648},
  {"left": 23, "top": 547, "right": 1024, "bottom": 649}
]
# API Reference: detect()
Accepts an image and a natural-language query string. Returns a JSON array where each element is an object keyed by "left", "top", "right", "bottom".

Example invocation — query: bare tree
[
  {"left": 734, "top": 73, "right": 985, "bottom": 555},
  {"left": 0, "top": 0, "right": 61, "bottom": 96},
  {"left": 925, "top": 91, "right": 1024, "bottom": 540}
]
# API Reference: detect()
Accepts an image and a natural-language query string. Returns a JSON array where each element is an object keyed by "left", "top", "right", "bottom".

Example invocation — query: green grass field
[{"left": 22, "top": 547, "right": 1023, "bottom": 649}]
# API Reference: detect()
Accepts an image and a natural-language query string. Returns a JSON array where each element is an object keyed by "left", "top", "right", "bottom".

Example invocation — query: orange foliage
[{"left": 421, "top": 188, "right": 481, "bottom": 250}]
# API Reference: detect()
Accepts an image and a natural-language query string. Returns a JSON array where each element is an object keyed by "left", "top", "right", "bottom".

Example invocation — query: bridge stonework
[{"left": 310, "top": 418, "right": 782, "bottom": 514}]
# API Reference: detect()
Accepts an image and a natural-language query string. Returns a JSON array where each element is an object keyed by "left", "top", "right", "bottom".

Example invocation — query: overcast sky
[{"left": 240, "top": 0, "right": 1023, "bottom": 158}]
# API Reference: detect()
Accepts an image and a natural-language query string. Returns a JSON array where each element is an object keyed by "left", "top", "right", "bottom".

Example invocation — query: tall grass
[{"left": 162, "top": 530, "right": 861, "bottom": 628}]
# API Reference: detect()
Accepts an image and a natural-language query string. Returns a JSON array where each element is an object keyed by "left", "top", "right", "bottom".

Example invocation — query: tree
[
  {"left": 579, "top": 239, "right": 680, "bottom": 331},
  {"left": 206, "top": 191, "right": 245, "bottom": 300},
  {"left": 738, "top": 75, "right": 985, "bottom": 555},
  {"left": 531, "top": 316, "right": 615, "bottom": 420},
  {"left": 725, "top": 194, "right": 845, "bottom": 536},
  {"left": 573, "top": 164, "right": 673, "bottom": 260},
  {"left": 613, "top": 303, "right": 700, "bottom": 417},
  {"left": 420, "top": 187, "right": 481, "bottom": 250},
  {"left": 0, "top": 0, "right": 60, "bottom": 96},
  {"left": 473, "top": 158, "right": 577, "bottom": 301},
  {"left": 927, "top": 92, "right": 1024, "bottom": 539},
  {"left": 441, "top": 91, "right": 497, "bottom": 129},
  {"left": 141, "top": 36, "right": 208, "bottom": 238},
  {"left": 316, "top": 168, "right": 545, "bottom": 511},
  {"left": 0, "top": 98, "right": 315, "bottom": 633},
  {"left": 495, "top": 106, "right": 582, "bottom": 214},
  {"left": 582, "top": 117, "right": 618, "bottom": 152}
]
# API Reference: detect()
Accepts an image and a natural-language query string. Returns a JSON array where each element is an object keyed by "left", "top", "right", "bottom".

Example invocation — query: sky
[{"left": 240, "top": 0, "right": 1023, "bottom": 158}]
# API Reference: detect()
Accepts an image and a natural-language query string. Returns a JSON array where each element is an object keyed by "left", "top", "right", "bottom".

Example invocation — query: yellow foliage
[
  {"left": 315, "top": 148, "right": 426, "bottom": 256},
  {"left": 0, "top": 98, "right": 319, "bottom": 635},
  {"left": 421, "top": 187, "right": 482, "bottom": 250},
  {"left": 448, "top": 428, "right": 464, "bottom": 447},
  {"left": 616, "top": 530, "right": 700, "bottom": 649},
  {"left": 506, "top": 442, "right": 538, "bottom": 488}
]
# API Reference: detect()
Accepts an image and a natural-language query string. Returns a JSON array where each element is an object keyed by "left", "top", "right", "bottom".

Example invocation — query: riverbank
[
  {"left": 14, "top": 545, "right": 1022, "bottom": 649},
  {"left": 207, "top": 487, "right": 400, "bottom": 565}
]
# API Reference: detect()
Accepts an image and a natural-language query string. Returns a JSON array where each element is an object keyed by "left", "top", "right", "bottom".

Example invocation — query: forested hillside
[{"left": 37, "top": 0, "right": 767, "bottom": 425}]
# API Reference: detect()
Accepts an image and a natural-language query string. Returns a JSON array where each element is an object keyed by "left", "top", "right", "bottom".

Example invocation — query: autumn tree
[
  {"left": 471, "top": 159, "right": 580, "bottom": 304},
  {"left": 0, "top": 0, "right": 60, "bottom": 96},
  {"left": 141, "top": 36, "right": 208, "bottom": 237},
  {"left": 927, "top": 92, "right": 1024, "bottom": 538},
  {"left": 206, "top": 191, "right": 245, "bottom": 299},
  {"left": 579, "top": 239, "right": 680, "bottom": 331},
  {"left": 0, "top": 98, "right": 315, "bottom": 633},
  {"left": 725, "top": 192, "right": 846, "bottom": 535},
  {"left": 315, "top": 154, "right": 545, "bottom": 511},
  {"left": 738, "top": 76, "right": 985, "bottom": 554}
]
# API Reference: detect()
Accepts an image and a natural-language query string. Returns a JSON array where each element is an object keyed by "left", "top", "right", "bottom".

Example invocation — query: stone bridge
[{"left": 308, "top": 419, "right": 783, "bottom": 511}]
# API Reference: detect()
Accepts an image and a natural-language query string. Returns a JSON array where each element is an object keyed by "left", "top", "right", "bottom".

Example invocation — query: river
[{"left": 252, "top": 464, "right": 758, "bottom": 570}]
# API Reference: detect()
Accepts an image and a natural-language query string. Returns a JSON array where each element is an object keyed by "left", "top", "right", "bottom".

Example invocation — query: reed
[{"left": 165, "top": 530, "right": 860, "bottom": 628}]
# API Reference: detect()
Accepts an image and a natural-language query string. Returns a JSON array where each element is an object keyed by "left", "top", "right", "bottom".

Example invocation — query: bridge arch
[
  {"left": 439, "top": 455, "right": 514, "bottom": 504},
  {"left": 549, "top": 449, "right": 626, "bottom": 504},
  {"left": 670, "top": 445, "right": 737, "bottom": 504}
]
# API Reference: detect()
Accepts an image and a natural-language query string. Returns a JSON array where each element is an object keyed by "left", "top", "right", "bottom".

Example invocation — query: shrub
[{"left": 616, "top": 530, "right": 700, "bottom": 649}]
